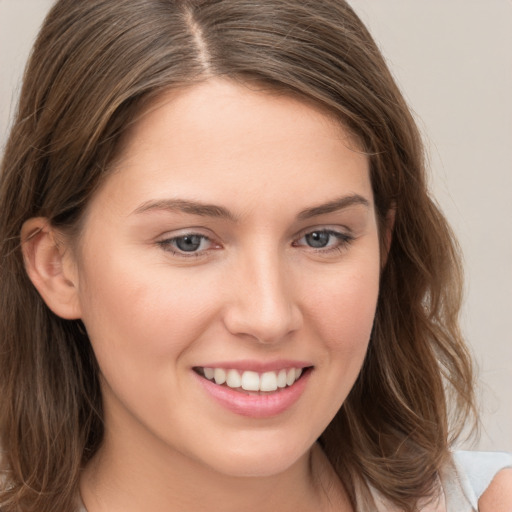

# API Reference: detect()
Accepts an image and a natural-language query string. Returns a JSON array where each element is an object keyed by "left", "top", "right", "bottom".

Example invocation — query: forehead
[
  {"left": 116, "top": 78, "right": 361, "bottom": 159},
  {"left": 92, "top": 78, "right": 371, "bottom": 219}
]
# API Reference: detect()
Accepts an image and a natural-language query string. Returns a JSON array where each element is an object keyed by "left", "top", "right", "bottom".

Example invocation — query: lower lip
[{"left": 194, "top": 370, "right": 311, "bottom": 418}]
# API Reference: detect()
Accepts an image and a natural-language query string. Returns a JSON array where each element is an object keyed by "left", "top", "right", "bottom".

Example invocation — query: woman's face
[{"left": 73, "top": 79, "right": 382, "bottom": 478}]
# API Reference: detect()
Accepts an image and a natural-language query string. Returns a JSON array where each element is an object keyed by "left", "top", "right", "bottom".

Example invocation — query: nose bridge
[{"left": 224, "top": 241, "right": 301, "bottom": 343}]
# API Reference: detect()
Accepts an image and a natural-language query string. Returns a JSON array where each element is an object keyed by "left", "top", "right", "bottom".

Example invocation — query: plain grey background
[{"left": 1, "top": 0, "right": 511, "bottom": 452}]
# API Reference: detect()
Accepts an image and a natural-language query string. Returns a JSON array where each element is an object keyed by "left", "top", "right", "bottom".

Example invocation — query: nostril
[{"left": 222, "top": 302, "right": 303, "bottom": 344}]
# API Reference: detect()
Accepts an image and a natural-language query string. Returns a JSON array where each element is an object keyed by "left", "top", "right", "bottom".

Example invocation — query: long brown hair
[{"left": 0, "top": 1, "right": 475, "bottom": 510}]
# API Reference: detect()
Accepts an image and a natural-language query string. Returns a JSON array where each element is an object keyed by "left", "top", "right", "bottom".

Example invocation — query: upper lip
[{"left": 193, "top": 359, "right": 313, "bottom": 373}]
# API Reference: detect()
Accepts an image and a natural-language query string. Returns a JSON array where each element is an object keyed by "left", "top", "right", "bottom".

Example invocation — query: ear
[
  {"left": 21, "top": 217, "right": 82, "bottom": 320},
  {"left": 381, "top": 206, "right": 396, "bottom": 267}
]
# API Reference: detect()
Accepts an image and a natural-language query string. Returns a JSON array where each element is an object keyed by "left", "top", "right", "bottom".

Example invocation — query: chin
[{"left": 196, "top": 435, "right": 313, "bottom": 479}]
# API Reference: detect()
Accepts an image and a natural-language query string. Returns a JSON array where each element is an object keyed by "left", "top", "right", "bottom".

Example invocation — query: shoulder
[
  {"left": 441, "top": 450, "right": 512, "bottom": 511},
  {"left": 478, "top": 467, "right": 512, "bottom": 512}
]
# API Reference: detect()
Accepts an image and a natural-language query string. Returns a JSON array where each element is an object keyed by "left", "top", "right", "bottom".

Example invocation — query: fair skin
[
  {"left": 479, "top": 469, "right": 512, "bottom": 512},
  {"left": 23, "top": 79, "right": 378, "bottom": 511},
  {"left": 22, "top": 78, "right": 511, "bottom": 511}
]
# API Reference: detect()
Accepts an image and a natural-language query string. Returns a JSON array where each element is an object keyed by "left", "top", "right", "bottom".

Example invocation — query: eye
[
  {"left": 294, "top": 229, "right": 353, "bottom": 252},
  {"left": 304, "top": 231, "right": 332, "bottom": 248},
  {"left": 157, "top": 233, "right": 216, "bottom": 256}
]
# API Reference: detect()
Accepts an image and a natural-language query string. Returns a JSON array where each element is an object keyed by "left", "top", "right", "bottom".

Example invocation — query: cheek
[
  {"left": 303, "top": 261, "right": 380, "bottom": 379},
  {"left": 77, "top": 261, "right": 224, "bottom": 424},
  {"left": 293, "top": 263, "right": 380, "bottom": 430},
  {"left": 77, "top": 252, "right": 220, "bottom": 365}
]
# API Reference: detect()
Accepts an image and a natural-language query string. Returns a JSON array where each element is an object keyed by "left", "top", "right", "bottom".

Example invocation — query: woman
[{"left": 0, "top": 1, "right": 510, "bottom": 511}]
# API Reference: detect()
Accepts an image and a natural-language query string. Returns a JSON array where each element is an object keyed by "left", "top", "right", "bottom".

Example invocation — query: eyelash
[
  {"left": 292, "top": 229, "right": 354, "bottom": 255},
  {"left": 157, "top": 229, "right": 354, "bottom": 258},
  {"left": 157, "top": 233, "right": 216, "bottom": 258}
]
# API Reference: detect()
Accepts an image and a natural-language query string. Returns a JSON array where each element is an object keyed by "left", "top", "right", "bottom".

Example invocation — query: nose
[{"left": 222, "top": 248, "right": 303, "bottom": 344}]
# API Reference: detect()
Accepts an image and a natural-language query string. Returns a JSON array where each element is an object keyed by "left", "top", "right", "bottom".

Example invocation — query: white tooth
[
  {"left": 226, "top": 369, "right": 242, "bottom": 388},
  {"left": 260, "top": 371, "right": 278, "bottom": 392},
  {"left": 241, "top": 371, "right": 260, "bottom": 391},
  {"left": 204, "top": 367, "right": 214, "bottom": 380},
  {"left": 214, "top": 368, "right": 226, "bottom": 385},
  {"left": 277, "top": 369, "right": 287, "bottom": 388},
  {"left": 286, "top": 368, "right": 296, "bottom": 386},
  {"left": 295, "top": 368, "right": 303, "bottom": 379}
]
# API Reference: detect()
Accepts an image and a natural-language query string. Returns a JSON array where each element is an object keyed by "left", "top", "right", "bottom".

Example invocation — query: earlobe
[{"left": 21, "top": 217, "right": 82, "bottom": 320}]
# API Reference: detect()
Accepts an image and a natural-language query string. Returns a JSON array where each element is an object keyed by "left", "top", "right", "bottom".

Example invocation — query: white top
[
  {"left": 443, "top": 451, "right": 512, "bottom": 511},
  {"left": 77, "top": 451, "right": 512, "bottom": 511},
  {"left": 371, "top": 451, "right": 512, "bottom": 512}
]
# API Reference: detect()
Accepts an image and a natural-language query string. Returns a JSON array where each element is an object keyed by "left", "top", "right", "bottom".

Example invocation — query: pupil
[
  {"left": 176, "top": 235, "right": 202, "bottom": 252},
  {"left": 306, "top": 231, "right": 329, "bottom": 248}
]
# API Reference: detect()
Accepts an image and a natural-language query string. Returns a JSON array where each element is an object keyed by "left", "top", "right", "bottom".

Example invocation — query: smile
[
  {"left": 193, "top": 364, "right": 313, "bottom": 418},
  {"left": 196, "top": 367, "right": 304, "bottom": 393}
]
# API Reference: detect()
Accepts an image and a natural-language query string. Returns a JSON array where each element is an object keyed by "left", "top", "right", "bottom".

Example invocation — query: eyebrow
[
  {"left": 132, "top": 194, "right": 370, "bottom": 221},
  {"left": 132, "top": 199, "right": 238, "bottom": 221},
  {"left": 296, "top": 194, "right": 370, "bottom": 220}
]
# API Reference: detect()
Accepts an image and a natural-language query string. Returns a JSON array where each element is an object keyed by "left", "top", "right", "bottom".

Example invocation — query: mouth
[
  {"left": 192, "top": 361, "right": 314, "bottom": 418},
  {"left": 193, "top": 366, "right": 312, "bottom": 395}
]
